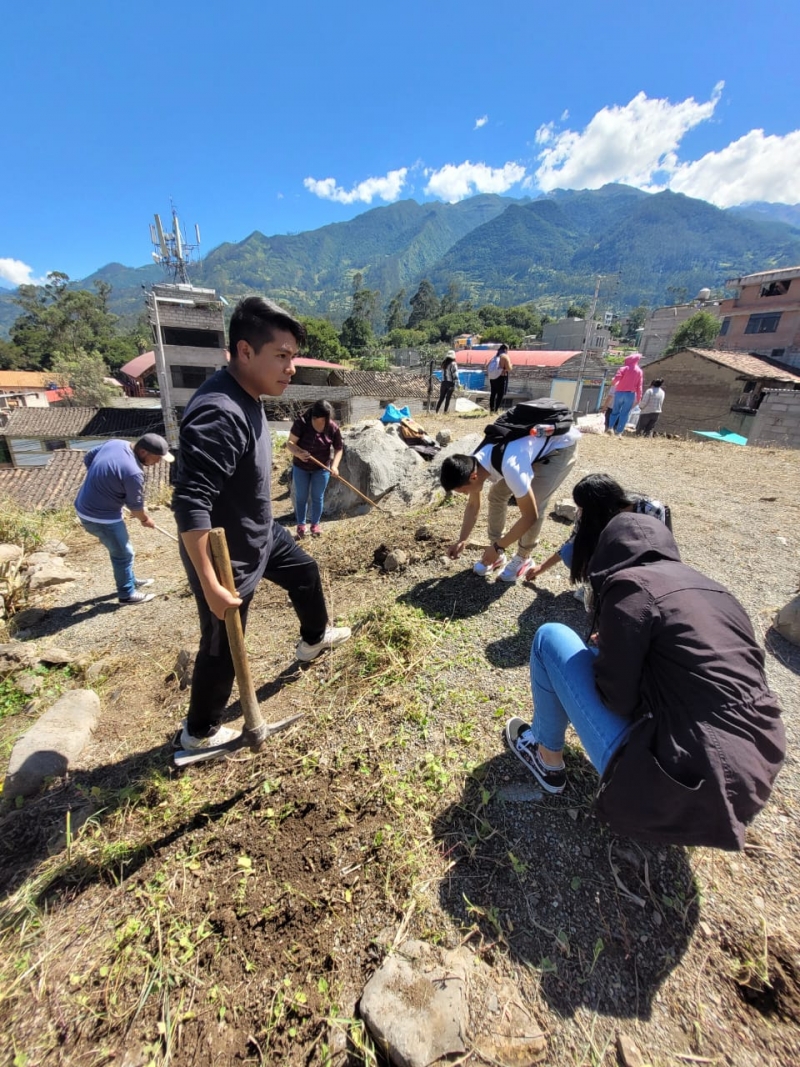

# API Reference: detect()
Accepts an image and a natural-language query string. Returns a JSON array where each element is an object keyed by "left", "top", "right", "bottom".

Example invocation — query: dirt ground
[{"left": 0, "top": 420, "right": 799, "bottom": 1067}]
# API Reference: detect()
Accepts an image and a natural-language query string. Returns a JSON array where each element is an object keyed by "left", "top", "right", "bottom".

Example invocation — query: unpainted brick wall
[
  {"left": 646, "top": 351, "right": 746, "bottom": 437},
  {"left": 748, "top": 390, "right": 800, "bottom": 450}
]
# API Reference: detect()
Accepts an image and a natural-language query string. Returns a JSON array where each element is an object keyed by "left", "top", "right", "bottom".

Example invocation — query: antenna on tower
[{"left": 148, "top": 202, "right": 201, "bottom": 284}]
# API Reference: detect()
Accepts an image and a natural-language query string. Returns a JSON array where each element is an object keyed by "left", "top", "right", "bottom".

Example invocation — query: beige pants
[{"left": 486, "top": 442, "right": 578, "bottom": 556}]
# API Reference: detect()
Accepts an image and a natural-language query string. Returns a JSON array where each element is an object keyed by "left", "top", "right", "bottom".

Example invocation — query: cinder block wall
[
  {"left": 749, "top": 390, "right": 800, "bottom": 449},
  {"left": 643, "top": 351, "right": 744, "bottom": 437}
]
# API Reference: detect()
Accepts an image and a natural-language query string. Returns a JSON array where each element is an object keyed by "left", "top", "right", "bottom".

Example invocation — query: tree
[
  {"left": 340, "top": 315, "right": 374, "bottom": 353},
  {"left": 626, "top": 305, "right": 649, "bottom": 338},
  {"left": 480, "top": 325, "right": 523, "bottom": 348},
  {"left": 49, "top": 348, "right": 117, "bottom": 406},
  {"left": 387, "top": 328, "right": 429, "bottom": 348},
  {"left": 664, "top": 312, "right": 721, "bottom": 356},
  {"left": 0, "top": 338, "right": 25, "bottom": 369},
  {"left": 407, "top": 280, "right": 440, "bottom": 328},
  {"left": 566, "top": 302, "right": 589, "bottom": 319},
  {"left": 299, "top": 317, "right": 347, "bottom": 363},
  {"left": 439, "top": 281, "right": 461, "bottom": 316},
  {"left": 385, "top": 289, "right": 406, "bottom": 333}
]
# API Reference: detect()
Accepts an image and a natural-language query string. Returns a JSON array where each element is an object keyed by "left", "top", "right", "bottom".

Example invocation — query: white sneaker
[
  {"left": 498, "top": 554, "right": 534, "bottom": 582},
  {"left": 296, "top": 625, "right": 352, "bottom": 662},
  {"left": 135, "top": 578, "right": 155, "bottom": 588},
  {"left": 473, "top": 553, "right": 506, "bottom": 576},
  {"left": 179, "top": 723, "right": 241, "bottom": 751}
]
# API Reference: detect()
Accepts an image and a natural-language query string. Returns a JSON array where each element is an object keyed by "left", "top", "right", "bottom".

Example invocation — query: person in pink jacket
[{"left": 608, "top": 353, "right": 643, "bottom": 436}]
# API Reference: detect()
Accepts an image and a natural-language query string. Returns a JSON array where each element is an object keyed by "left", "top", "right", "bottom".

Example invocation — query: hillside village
[{"left": 1, "top": 202, "right": 800, "bottom": 1067}]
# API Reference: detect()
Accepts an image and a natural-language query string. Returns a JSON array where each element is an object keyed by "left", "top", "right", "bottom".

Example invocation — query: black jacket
[{"left": 589, "top": 513, "right": 785, "bottom": 850}]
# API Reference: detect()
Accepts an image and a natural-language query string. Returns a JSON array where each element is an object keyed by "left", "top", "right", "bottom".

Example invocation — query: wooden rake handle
[
  {"left": 304, "top": 454, "right": 380, "bottom": 509},
  {"left": 208, "top": 528, "right": 267, "bottom": 748}
]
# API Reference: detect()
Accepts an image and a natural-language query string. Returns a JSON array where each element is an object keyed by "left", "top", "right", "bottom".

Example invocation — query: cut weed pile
[{"left": 0, "top": 424, "right": 799, "bottom": 1066}]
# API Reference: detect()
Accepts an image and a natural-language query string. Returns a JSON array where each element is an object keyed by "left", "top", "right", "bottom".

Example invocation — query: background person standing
[
  {"left": 287, "top": 399, "right": 344, "bottom": 537},
  {"left": 608, "top": 353, "right": 643, "bottom": 435},
  {"left": 74, "top": 433, "right": 174, "bottom": 605},
  {"left": 486, "top": 344, "right": 512, "bottom": 413},
  {"left": 435, "top": 352, "right": 459, "bottom": 414},
  {"left": 635, "top": 378, "right": 666, "bottom": 437}
]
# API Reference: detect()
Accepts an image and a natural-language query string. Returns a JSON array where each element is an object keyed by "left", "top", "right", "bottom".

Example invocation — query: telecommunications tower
[{"left": 149, "top": 206, "right": 201, "bottom": 284}]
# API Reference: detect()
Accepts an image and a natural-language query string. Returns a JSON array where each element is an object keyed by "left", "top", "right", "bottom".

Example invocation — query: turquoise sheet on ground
[{"left": 692, "top": 429, "right": 748, "bottom": 446}]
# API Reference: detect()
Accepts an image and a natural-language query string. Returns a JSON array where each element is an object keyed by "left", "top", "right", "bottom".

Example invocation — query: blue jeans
[
  {"left": 79, "top": 518, "right": 136, "bottom": 599},
  {"left": 609, "top": 390, "right": 636, "bottom": 435},
  {"left": 528, "top": 623, "right": 633, "bottom": 774},
  {"left": 293, "top": 467, "right": 330, "bottom": 526}
]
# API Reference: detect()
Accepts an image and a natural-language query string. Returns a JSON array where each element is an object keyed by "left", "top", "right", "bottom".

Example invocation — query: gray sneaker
[
  {"left": 135, "top": 578, "right": 155, "bottom": 589},
  {"left": 296, "top": 625, "right": 351, "bottom": 662},
  {"left": 119, "top": 590, "right": 155, "bottom": 605},
  {"left": 505, "top": 717, "right": 566, "bottom": 794}
]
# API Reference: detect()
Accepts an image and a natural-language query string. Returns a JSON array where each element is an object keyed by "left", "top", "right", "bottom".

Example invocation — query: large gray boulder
[{"left": 4, "top": 689, "right": 101, "bottom": 801}]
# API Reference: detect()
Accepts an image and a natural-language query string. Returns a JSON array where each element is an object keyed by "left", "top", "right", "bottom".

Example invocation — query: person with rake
[
  {"left": 287, "top": 399, "right": 343, "bottom": 539},
  {"left": 172, "top": 297, "right": 351, "bottom": 753}
]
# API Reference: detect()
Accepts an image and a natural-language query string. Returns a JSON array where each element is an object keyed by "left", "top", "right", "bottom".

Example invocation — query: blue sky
[{"left": 2, "top": 0, "right": 799, "bottom": 286}]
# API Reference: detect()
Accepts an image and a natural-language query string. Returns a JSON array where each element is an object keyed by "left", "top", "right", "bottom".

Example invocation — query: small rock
[
  {"left": 37, "top": 647, "right": 75, "bottom": 667},
  {"left": 25, "top": 551, "right": 58, "bottom": 567},
  {"left": 28, "top": 562, "right": 81, "bottom": 591},
  {"left": 3, "top": 689, "right": 101, "bottom": 801},
  {"left": 774, "top": 594, "right": 800, "bottom": 648},
  {"left": 0, "top": 642, "right": 38, "bottom": 672},
  {"left": 15, "top": 673, "right": 44, "bottom": 697},
  {"left": 383, "top": 550, "right": 408, "bottom": 573},
  {"left": 85, "top": 658, "right": 115, "bottom": 682},
  {"left": 554, "top": 500, "right": 578, "bottom": 521},
  {"left": 435, "top": 429, "right": 452, "bottom": 446},
  {"left": 616, "top": 1032, "right": 647, "bottom": 1067},
  {"left": 0, "top": 544, "right": 24, "bottom": 565},
  {"left": 414, "top": 526, "right": 433, "bottom": 541},
  {"left": 41, "top": 540, "right": 69, "bottom": 556}
]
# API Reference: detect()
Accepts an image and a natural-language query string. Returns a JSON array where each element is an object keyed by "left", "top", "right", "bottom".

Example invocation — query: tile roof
[
  {"left": 119, "top": 351, "right": 156, "bottom": 379},
  {"left": 260, "top": 385, "right": 353, "bottom": 407},
  {"left": 326, "top": 370, "right": 430, "bottom": 398},
  {"left": 0, "top": 371, "right": 56, "bottom": 390},
  {"left": 651, "top": 348, "right": 800, "bottom": 383},
  {"left": 0, "top": 449, "right": 171, "bottom": 511},
  {"left": 1, "top": 406, "right": 165, "bottom": 439}
]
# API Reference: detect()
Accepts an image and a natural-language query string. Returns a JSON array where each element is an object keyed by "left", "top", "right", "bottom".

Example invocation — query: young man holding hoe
[{"left": 172, "top": 296, "right": 350, "bottom": 752}]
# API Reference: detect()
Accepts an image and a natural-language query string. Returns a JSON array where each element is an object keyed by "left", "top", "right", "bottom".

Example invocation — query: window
[
  {"left": 719, "top": 317, "right": 731, "bottom": 336},
  {"left": 744, "top": 313, "right": 782, "bottom": 335},
  {"left": 170, "top": 365, "right": 218, "bottom": 389},
  {"left": 45, "top": 439, "right": 67, "bottom": 451},
  {"left": 760, "top": 280, "right": 790, "bottom": 297},
  {"left": 162, "top": 326, "right": 222, "bottom": 348}
]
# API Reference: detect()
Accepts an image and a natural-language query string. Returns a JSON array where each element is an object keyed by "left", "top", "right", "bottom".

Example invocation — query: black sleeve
[
  {"left": 593, "top": 577, "right": 656, "bottom": 717},
  {"left": 172, "top": 402, "right": 250, "bottom": 533}
]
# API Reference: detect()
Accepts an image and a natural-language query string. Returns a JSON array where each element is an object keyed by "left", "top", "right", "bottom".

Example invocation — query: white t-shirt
[
  {"left": 474, "top": 427, "right": 581, "bottom": 498},
  {"left": 486, "top": 355, "right": 503, "bottom": 380},
  {"left": 639, "top": 387, "right": 665, "bottom": 414}
]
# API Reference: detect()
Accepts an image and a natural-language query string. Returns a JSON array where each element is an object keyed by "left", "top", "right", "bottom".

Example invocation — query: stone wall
[{"left": 748, "top": 389, "right": 800, "bottom": 449}]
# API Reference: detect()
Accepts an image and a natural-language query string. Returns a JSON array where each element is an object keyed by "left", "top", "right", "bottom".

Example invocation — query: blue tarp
[
  {"left": 381, "top": 404, "right": 412, "bottom": 424},
  {"left": 692, "top": 429, "right": 748, "bottom": 446}
]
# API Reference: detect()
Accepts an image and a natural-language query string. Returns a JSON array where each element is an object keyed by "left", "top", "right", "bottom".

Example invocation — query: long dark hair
[
  {"left": 569, "top": 473, "right": 634, "bottom": 583},
  {"left": 308, "top": 399, "right": 334, "bottom": 424}
]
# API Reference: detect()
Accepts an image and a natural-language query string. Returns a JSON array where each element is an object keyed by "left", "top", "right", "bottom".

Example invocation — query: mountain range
[{"left": 2, "top": 186, "right": 800, "bottom": 337}]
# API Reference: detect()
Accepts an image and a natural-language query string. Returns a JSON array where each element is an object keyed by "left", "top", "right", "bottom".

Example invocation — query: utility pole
[{"left": 571, "top": 275, "right": 602, "bottom": 413}]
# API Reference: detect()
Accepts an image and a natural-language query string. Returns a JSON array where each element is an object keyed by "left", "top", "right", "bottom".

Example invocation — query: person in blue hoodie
[{"left": 74, "top": 433, "right": 174, "bottom": 605}]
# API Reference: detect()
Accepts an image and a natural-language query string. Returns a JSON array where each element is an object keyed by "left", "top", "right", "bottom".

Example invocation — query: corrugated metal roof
[
  {"left": 454, "top": 350, "right": 582, "bottom": 368},
  {"left": 120, "top": 351, "right": 156, "bottom": 379},
  {"left": 2, "top": 406, "right": 166, "bottom": 439}
]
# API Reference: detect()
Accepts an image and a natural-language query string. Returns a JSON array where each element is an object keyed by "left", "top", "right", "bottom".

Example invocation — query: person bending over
[
  {"left": 172, "top": 297, "right": 351, "bottom": 752},
  {"left": 505, "top": 513, "right": 784, "bottom": 849},
  {"left": 440, "top": 422, "right": 580, "bottom": 583}
]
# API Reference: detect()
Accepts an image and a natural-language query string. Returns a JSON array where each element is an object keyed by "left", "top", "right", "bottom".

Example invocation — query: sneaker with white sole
[
  {"left": 473, "top": 553, "right": 506, "bottom": 577},
  {"left": 135, "top": 578, "right": 155, "bottom": 589},
  {"left": 119, "top": 590, "right": 155, "bottom": 605},
  {"left": 179, "top": 723, "right": 242, "bottom": 751},
  {"left": 296, "top": 625, "right": 352, "bottom": 662},
  {"left": 504, "top": 717, "right": 566, "bottom": 794},
  {"left": 498, "top": 554, "right": 534, "bottom": 583}
]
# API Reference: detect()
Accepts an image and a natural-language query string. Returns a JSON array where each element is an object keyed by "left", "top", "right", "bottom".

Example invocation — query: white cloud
[
  {"left": 303, "top": 167, "right": 408, "bottom": 205},
  {"left": 531, "top": 84, "right": 724, "bottom": 192},
  {"left": 667, "top": 129, "right": 800, "bottom": 208},
  {"left": 474, "top": 115, "right": 488, "bottom": 130},
  {"left": 0, "top": 257, "right": 44, "bottom": 287},
  {"left": 424, "top": 161, "right": 526, "bottom": 203}
]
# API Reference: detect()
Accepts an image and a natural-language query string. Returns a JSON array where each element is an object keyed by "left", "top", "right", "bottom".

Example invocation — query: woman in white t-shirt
[
  {"left": 486, "top": 345, "right": 512, "bottom": 412},
  {"left": 635, "top": 379, "right": 666, "bottom": 437}
]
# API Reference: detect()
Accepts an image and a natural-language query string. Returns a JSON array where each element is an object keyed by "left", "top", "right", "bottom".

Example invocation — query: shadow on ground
[
  {"left": 432, "top": 750, "right": 699, "bottom": 1020},
  {"left": 13, "top": 593, "right": 121, "bottom": 639},
  {"left": 766, "top": 627, "right": 800, "bottom": 677},
  {"left": 398, "top": 569, "right": 516, "bottom": 619}
]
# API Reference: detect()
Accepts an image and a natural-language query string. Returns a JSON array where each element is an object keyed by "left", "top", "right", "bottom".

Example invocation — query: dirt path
[{"left": 1, "top": 426, "right": 799, "bottom": 1067}]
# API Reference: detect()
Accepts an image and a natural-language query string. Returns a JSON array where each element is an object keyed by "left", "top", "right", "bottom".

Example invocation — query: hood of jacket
[
  {"left": 588, "top": 511, "right": 681, "bottom": 597},
  {"left": 623, "top": 352, "right": 641, "bottom": 370}
]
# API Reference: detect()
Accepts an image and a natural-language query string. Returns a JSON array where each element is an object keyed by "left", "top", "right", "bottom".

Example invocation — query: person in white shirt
[
  {"left": 440, "top": 427, "right": 581, "bottom": 582},
  {"left": 635, "top": 379, "right": 665, "bottom": 437}
]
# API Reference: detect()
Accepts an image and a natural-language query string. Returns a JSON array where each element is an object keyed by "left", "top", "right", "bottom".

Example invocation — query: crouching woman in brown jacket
[{"left": 505, "top": 512, "right": 785, "bottom": 849}]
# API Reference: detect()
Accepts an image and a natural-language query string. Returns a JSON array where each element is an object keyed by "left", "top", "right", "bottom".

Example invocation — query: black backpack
[{"left": 476, "top": 399, "right": 574, "bottom": 472}]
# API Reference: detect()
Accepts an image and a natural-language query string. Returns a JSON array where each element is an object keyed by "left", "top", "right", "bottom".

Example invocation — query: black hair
[
  {"left": 441, "top": 355, "right": 456, "bottom": 368},
  {"left": 497, "top": 344, "right": 509, "bottom": 355},
  {"left": 229, "top": 296, "right": 306, "bottom": 359},
  {"left": 440, "top": 454, "right": 476, "bottom": 492},
  {"left": 569, "top": 473, "right": 634, "bottom": 583},
  {"left": 650, "top": 378, "right": 664, "bottom": 388},
  {"left": 309, "top": 399, "right": 334, "bottom": 422}
]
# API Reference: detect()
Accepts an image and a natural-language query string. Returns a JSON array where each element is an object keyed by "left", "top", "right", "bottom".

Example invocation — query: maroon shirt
[{"left": 290, "top": 414, "right": 343, "bottom": 472}]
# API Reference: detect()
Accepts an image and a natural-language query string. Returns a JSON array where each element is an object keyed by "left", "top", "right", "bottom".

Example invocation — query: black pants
[
  {"left": 186, "top": 523, "right": 328, "bottom": 736},
  {"left": 436, "top": 382, "right": 455, "bottom": 413},
  {"left": 489, "top": 376, "right": 506, "bottom": 412},
  {"left": 635, "top": 412, "right": 660, "bottom": 436}
]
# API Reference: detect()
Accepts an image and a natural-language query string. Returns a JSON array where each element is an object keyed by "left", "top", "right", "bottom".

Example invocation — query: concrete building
[
  {"left": 748, "top": 388, "right": 800, "bottom": 449},
  {"left": 716, "top": 266, "right": 800, "bottom": 369},
  {"left": 0, "top": 371, "right": 72, "bottom": 410},
  {"left": 541, "top": 318, "right": 611, "bottom": 356},
  {"left": 640, "top": 300, "right": 721, "bottom": 363},
  {"left": 147, "top": 284, "right": 227, "bottom": 445},
  {"left": 641, "top": 348, "right": 800, "bottom": 439}
]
